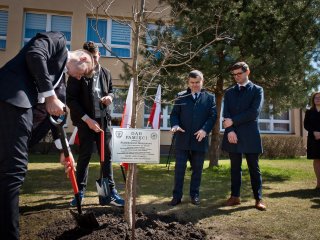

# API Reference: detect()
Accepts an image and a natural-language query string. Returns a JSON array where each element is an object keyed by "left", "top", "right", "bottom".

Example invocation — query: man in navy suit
[
  {"left": 170, "top": 70, "right": 217, "bottom": 206},
  {"left": 0, "top": 31, "right": 95, "bottom": 240},
  {"left": 222, "top": 62, "right": 266, "bottom": 211}
]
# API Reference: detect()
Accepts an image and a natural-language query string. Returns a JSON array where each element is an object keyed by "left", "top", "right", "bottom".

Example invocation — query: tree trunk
[
  {"left": 124, "top": 1, "right": 145, "bottom": 238},
  {"left": 208, "top": 75, "right": 224, "bottom": 168}
]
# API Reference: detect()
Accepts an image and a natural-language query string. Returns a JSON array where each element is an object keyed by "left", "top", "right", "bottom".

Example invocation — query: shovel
[
  {"left": 95, "top": 103, "right": 111, "bottom": 205},
  {"left": 50, "top": 114, "right": 99, "bottom": 229}
]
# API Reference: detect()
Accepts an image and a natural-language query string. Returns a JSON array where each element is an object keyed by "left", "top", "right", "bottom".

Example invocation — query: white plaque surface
[{"left": 112, "top": 128, "right": 160, "bottom": 164}]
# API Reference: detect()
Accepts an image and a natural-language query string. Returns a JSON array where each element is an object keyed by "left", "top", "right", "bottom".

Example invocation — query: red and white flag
[
  {"left": 119, "top": 78, "right": 134, "bottom": 171},
  {"left": 68, "top": 127, "right": 80, "bottom": 145},
  {"left": 120, "top": 78, "right": 134, "bottom": 128},
  {"left": 148, "top": 85, "right": 161, "bottom": 129}
]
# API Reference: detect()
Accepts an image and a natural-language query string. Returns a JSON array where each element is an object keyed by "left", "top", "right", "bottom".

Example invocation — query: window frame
[
  {"left": 23, "top": 12, "right": 72, "bottom": 48},
  {"left": 0, "top": 9, "right": 8, "bottom": 50},
  {"left": 219, "top": 103, "right": 291, "bottom": 134},
  {"left": 86, "top": 17, "right": 131, "bottom": 58},
  {"left": 143, "top": 102, "right": 171, "bottom": 130}
]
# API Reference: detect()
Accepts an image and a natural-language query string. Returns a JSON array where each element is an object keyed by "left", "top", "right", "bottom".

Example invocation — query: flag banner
[
  {"left": 119, "top": 78, "right": 134, "bottom": 168},
  {"left": 120, "top": 78, "right": 134, "bottom": 128},
  {"left": 148, "top": 85, "right": 161, "bottom": 129},
  {"left": 68, "top": 127, "right": 79, "bottom": 145}
]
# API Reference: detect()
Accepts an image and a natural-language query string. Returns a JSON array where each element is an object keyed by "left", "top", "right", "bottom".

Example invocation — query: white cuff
[
  {"left": 54, "top": 138, "right": 68, "bottom": 150},
  {"left": 81, "top": 114, "right": 89, "bottom": 122}
]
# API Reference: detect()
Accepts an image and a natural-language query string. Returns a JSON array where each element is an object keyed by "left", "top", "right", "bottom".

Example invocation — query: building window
[
  {"left": 144, "top": 100, "right": 172, "bottom": 130},
  {"left": 0, "top": 10, "right": 8, "bottom": 50},
  {"left": 220, "top": 103, "right": 291, "bottom": 133},
  {"left": 109, "top": 88, "right": 127, "bottom": 126},
  {"left": 87, "top": 18, "right": 131, "bottom": 58},
  {"left": 24, "top": 12, "right": 72, "bottom": 49},
  {"left": 259, "top": 105, "right": 291, "bottom": 133}
]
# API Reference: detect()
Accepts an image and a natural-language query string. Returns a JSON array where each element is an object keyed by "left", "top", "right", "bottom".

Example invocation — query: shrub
[
  {"left": 217, "top": 134, "right": 305, "bottom": 159},
  {"left": 260, "top": 135, "right": 305, "bottom": 159}
]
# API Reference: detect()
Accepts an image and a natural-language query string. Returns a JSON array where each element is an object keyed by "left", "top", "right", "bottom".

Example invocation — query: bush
[
  {"left": 217, "top": 134, "right": 305, "bottom": 159},
  {"left": 260, "top": 135, "right": 305, "bottom": 159}
]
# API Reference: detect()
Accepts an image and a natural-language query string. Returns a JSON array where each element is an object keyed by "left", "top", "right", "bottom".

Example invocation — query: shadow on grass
[
  {"left": 22, "top": 156, "right": 294, "bottom": 225},
  {"left": 135, "top": 163, "right": 292, "bottom": 224},
  {"left": 268, "top": 188, "right": 320, "bottom": 209},
  {"left": 268, "top": 188, "right": 320, "bottom": 199}
]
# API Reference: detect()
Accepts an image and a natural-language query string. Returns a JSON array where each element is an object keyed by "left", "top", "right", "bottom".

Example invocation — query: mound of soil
[{"left": 37, "top": 207, "right": 206, "bottom": 240}]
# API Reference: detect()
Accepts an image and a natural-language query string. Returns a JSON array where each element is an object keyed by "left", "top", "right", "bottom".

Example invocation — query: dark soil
[{"left": 36, "top": 207, "right": 206, "bottom": 240}]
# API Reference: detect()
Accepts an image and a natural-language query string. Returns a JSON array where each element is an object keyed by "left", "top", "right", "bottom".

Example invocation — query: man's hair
[
  {"left": 83, "top": 41, "right": 99, "bottom": 54},
  {"left": 310, "top": 91, "right": 320, "bottom": 109},
  {"left": 230, "top": 62, "right": 249, "bottom": 72},
  {"left": 74, "top": 49, "right": 95, "bottom": 77},
  {"left": 188, "top": 70, "right": 203, "bottom": 80}
]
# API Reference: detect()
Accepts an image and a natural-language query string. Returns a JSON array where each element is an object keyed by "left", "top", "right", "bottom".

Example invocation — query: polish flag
[
  {"left": 68, "top": 127, "right": 80, "bottom": 145},
  {"left": 120, "top": 78, "right": 134, "bottom": 128},
  {"left": 119, "top": 78, "right": 134, "bottom": 171},
  {"left": 147, "top": 85, "right": 161, "bottom": 129}
]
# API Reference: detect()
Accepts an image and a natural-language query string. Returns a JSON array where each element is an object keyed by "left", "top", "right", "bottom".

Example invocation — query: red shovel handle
[
  {"left": 65, "top": 156, "right": 79, "bottom": 194},
  {"left": 100, "top": 130, "right": 104, "bottom": 163}
]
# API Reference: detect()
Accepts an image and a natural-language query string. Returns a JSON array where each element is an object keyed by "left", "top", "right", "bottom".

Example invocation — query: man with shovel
[
  {"left": 0, "top": 32, "right": 95, "bottom": 240},
  {"left": 66, "top": 41, "right": 124, "bottom": 207}
]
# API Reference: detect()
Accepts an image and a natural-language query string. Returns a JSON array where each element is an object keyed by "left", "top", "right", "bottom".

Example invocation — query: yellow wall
[{"left": 0, "top": 0, "right": 306, "bottom": 146}]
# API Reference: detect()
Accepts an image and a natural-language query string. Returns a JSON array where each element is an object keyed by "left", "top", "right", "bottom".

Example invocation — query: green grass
[{"left": 20, "top": 154, "right": 320, "bottom": 240}]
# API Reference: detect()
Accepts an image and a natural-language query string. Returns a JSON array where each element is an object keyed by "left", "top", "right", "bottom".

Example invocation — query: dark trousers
[
  {"left": 76, "top": 118, "right": 115, "bottom": 193},
  {"left": 173, "top": 149, "right": 205, "bottom": 200},
  {"left": 0, "top": 101, "right": 33, "bottom": 240},
  {"left": 229, "top": 152, "right": 262, "bottom": 200}
]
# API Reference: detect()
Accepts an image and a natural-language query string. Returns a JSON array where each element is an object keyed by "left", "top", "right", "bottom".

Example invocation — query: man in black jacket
[
  {"left": 222, "top": 62, "right": 266, "bottom": 211},
  {"left": 66, "top": 41, "right": 124, "bottom": 207},
  {"left": 0, "top": 31, "right": 95, "bottom": 240}
]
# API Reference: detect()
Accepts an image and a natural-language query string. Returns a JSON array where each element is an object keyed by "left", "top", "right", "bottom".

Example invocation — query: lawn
[{"left": 20, "top": 154, "right": 320, "bottom": 240}]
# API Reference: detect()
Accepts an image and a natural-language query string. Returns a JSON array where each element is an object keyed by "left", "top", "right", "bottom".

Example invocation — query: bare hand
[
  {"left": 194, "top": 129, "right": 206, "bottom": 142},
  {"left": 227, "top": 131, "right": 238, "bottom": 144},
  {"left": 314, "top": 131, "right": 320, "bottom": 140},
  {"left": 45, "top": 95, "right": 65, "bottom": 116},
  {"left": 59, "top": 151, "right": 76, "bottom": 175},
  {"left": 223, "top": 118, "right": 233, "bottom": 128},
  {"left": 101, "top": 96, "right": 112, "bottom": 106},
  {"left": 171, "top": 126, "right": 185, "bottom": 133},
  {"left": 85, "top": 118, "right": 103, "bottom": 133}
]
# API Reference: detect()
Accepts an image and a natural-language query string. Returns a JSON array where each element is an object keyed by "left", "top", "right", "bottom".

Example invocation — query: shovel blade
[
  {"left": 96, "top": 178, "right": 111, "bottom": 205},
  {"left": 70, "top": 210, "right": 99, "bottom": 229}
]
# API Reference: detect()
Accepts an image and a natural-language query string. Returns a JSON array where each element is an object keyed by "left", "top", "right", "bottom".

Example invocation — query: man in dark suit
[
  {"left": 66, "top": 41, "right": 124, "bottom": 207},
  {"left": 29, "top": 77, "right": 67, "bottom": 149},
  {"left": 0, "top": 31, "right": 95, "bottom": 240},
  {"left": 222, "top": 62, "right": 266, "bottom": 211},
  {"left": 170, "top": 70, "right": 217, "bottom": 206}
]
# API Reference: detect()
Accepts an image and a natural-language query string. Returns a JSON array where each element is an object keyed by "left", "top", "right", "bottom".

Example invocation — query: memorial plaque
[{"left": 112, "top": 128, "right": 160, "bottom": 164}]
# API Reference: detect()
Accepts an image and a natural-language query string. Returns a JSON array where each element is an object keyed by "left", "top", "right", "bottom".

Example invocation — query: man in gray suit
[
  {"left": 0, "top": 31, "right": 95, "bottom": 240},
  {"left": 222, "top": 62, "right": 266, "bottom": 211}
]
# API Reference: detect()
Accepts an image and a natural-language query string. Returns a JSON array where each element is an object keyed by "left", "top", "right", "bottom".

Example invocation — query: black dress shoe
[
  {"left": 191, "top": 197, "right": 200, "bottom": 205},
  {"left": 169, "top": 198, "right": 181, "bottom": 206}
]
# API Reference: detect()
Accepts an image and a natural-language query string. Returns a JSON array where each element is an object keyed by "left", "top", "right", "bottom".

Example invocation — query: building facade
[{"left": 0, "top": 0, "right": 308, "bottom": 152}]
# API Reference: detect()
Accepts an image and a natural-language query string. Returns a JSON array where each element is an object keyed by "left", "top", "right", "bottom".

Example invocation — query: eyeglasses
[{"left": 231, "top": 71, "right": 245, "bottom": 77}]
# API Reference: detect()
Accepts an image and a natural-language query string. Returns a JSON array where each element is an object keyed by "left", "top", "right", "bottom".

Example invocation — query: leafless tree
[{"left": 85, "top": 0, "right": 230, "bottom": 236}]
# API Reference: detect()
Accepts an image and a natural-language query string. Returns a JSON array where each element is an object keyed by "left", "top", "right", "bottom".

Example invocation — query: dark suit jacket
[
  {"left": 222, "top": 81, "right": 264, "bottom": 153},
  {"left": 0, "top": 32, "right": 68, "bottom": 108},
  {"left": 66, "top": 66, "right": 114, "bottom": 126},
  {"left": 170, "top": 88, "right": 217, "bottom": 152}
]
